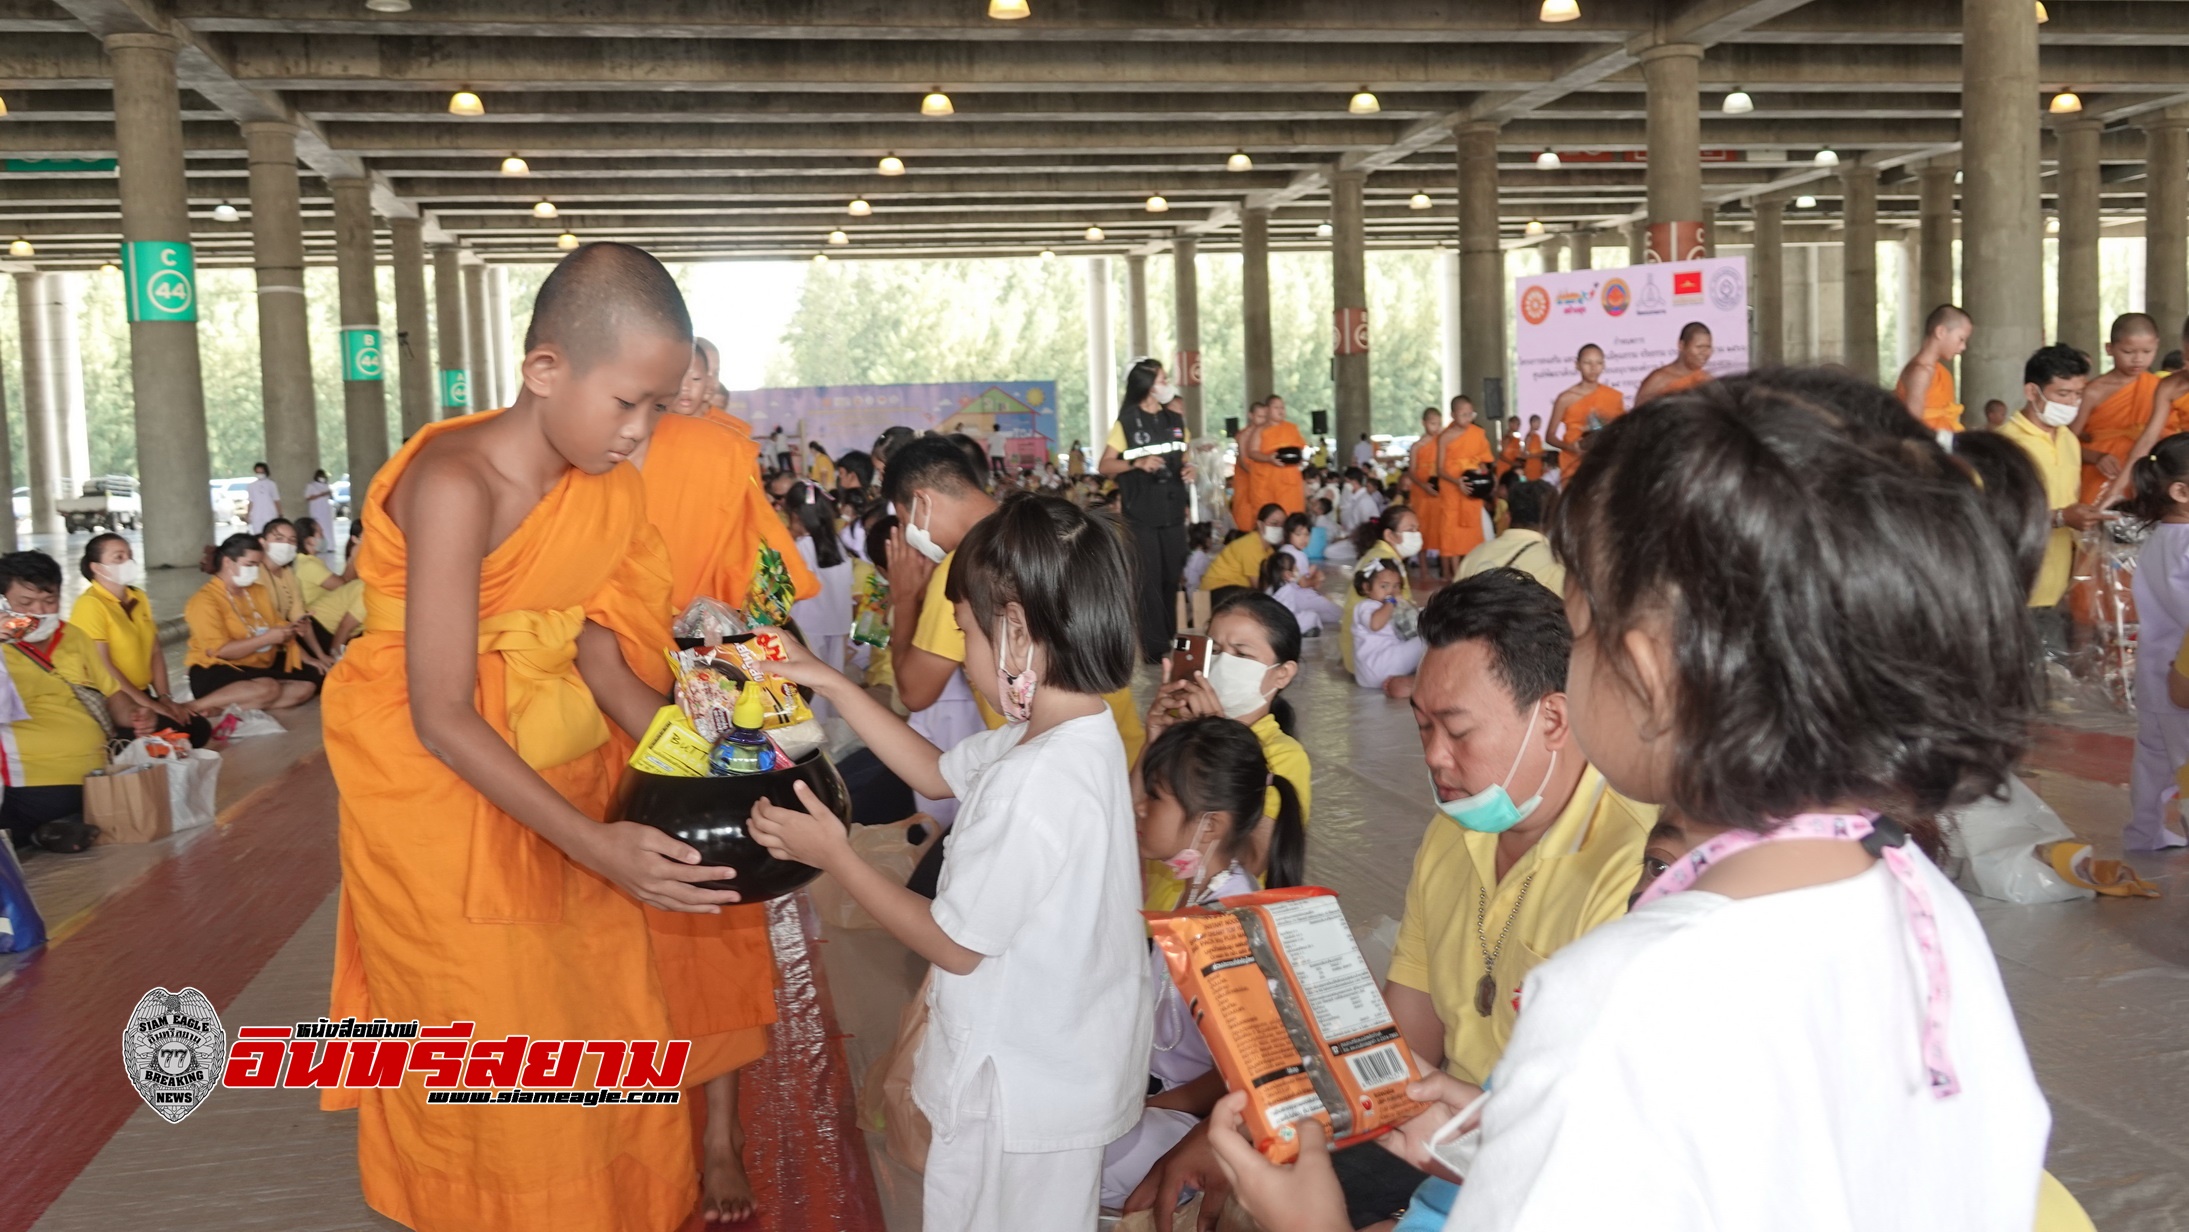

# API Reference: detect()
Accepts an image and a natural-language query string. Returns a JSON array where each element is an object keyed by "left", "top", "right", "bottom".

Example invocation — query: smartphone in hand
[{"left": 1169, "top": 633, "right": 1211, "bottom": 682}]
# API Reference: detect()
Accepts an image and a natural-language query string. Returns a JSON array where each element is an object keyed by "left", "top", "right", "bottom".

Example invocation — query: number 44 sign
[{"left": 123, "top": 240, "right": 198, "bottom": 323}]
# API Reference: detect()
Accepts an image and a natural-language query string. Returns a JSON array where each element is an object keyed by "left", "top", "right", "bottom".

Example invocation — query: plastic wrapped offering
[
  {"left": 673, "top": 595, "right": 751, "bottom": 649},
  {"left": 628, "top": 706, "right": 717, "bottom": 777},
  {"left": 1148, "top": 887, "right": 1424, "bottom": 1164}
]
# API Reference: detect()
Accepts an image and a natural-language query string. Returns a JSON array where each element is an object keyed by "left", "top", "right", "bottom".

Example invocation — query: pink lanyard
[{"left": 1634, "top": 812, "right": 1960, "bottom": 1099}]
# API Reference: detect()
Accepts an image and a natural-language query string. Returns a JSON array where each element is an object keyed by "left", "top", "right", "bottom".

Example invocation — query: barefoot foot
[{"left": 700, "top": 1131, "right": 757, "bottom": 1224}]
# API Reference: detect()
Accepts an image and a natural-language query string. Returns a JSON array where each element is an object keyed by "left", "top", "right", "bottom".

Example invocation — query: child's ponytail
[
  {"left": 1256, "top": 550, "right": 1293, "bottom": 594},
  {"left": 1264, "top": 774, "right": 1305, "bottom": 890},
  {"left": 2126, "top": 433, "right": 2189, "bottom": 527}
]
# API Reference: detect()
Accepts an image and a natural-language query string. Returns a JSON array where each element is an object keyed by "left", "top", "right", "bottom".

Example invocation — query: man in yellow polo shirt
[
  {"left": 1, "top": 550, "right": 148, "bottom": 850},
  {"left": 1999, "top": 345, "right": 2107, "bottom": 652}
]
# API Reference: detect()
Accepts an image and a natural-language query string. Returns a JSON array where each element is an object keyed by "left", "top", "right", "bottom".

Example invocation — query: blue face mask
[{"left": 1435, "top": 700, "right": 1557, "bottom": 834}]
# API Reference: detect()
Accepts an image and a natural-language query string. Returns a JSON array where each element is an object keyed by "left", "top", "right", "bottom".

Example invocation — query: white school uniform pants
[{"left": 924, "top": 1060, "right": 1102, "bottom": 1232}]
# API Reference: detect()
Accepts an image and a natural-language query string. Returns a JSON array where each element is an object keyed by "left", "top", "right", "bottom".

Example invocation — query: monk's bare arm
[
  {"left": 2101, "top": 381, "right": 2180, "bottom": 504},
  {"left": 1634, "top": 370, "right": 1670, "bottom": 405},
  {"left": 1898, "top": 362, "right": 1933, "bottom": 419},
  {"left": 1243, "top": 424, "right": 1279, "bottom": 465},
  {"left": 395, "top": 454, "right": 738, "bottom": 913},
  {"left": 574, "top": 620, "right": 668, "bottom": 742}
]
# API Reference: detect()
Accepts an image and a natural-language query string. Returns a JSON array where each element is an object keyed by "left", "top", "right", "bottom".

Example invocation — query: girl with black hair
[
  {"left": 1350, "top": 558, "right": 1423, "bottom": 693},
  {"left": 2127, "top": 432, "right": 2189, "bottom": 850},
  {"left": 1101, "top": 715, "right": 1307, "bottom": 1211},
  {"left": 782, "top": 480, "right": 853, "bottom": 683},
  {"left": 1259, "top": 549, "right": 1340, "bottom": 637},
  {"left": 1341, "top": 504, "right": 1422, "bottom": 674}
]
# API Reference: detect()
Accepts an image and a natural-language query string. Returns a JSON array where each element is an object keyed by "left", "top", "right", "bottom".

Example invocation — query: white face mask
[
  {"left": 1395, "top": 530, "right": 1424, "bottom": 559},
  {"left": 265, "top": 542, "right": 298, "bottom": 566},
  {"left": 231, "top": 563, "right": 261, "bottom": 588},
  {"left": 2039, "top": 399, "right": 2078, "bottom": 428},
  {"left": 98, "top": 558, "right": 145, "bottom": 588},
  {"left": 1260, "top": 525, "right": 1285, "bottom": 545},
  {"left": 1206, "top": 650, "right": 1278, "bottom": 719},
  {"left": 901, "top": 495, "right": 947, "bottom": 564},
  {"left": 1152, "top": 380, "right": 1177, "bottom": 405}
]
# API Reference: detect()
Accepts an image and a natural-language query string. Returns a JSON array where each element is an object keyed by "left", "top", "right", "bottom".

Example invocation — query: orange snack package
[{"left": 1147, "top": 887, "right": 1424, "bottom": 1163}]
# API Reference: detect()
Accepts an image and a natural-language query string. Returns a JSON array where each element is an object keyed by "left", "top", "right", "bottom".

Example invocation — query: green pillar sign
[
  {"left": 122, "top": 240, "right": 198, "bottom": 323},
  {"left": 440, "top": 369, "right": 471, "bottom": 410},
  {"left": 341, "top": 327, "right": 384, "bottom": 381}
]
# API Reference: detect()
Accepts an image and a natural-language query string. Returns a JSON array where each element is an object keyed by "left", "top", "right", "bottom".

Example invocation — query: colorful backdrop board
[
  {"left": 724, "top": 381, "right": 1061, "bottom": 461},
  {"left": 1512, "top": 256, "right": 1750, "bottom": 429}
]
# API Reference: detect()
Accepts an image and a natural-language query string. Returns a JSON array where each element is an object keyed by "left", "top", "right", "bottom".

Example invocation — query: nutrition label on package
[{"left": 1263, "top": 896, "right": 1392, "bottom": 1042}]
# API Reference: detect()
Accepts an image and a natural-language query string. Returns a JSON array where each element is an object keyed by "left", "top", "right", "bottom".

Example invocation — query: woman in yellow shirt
[
  {"left": 183, "top": 534, "right": 319, "bottom": 712},
  {"left": 258, "top": 518, "right": 336, "bottom": 674},
  {"left": 1198, "top": 503, "right": 1286, "bottom": 601},
  {"left": 71, "top": 532, "right": 194, "bottom": 727},
  {"left": 294, "top": 517, "right": 365, "bottom": 656},
  {"left": 1340, "top": 504, "right": 1422, "bottom": 673}
]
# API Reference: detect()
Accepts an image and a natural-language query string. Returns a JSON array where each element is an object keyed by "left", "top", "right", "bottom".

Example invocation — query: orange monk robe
[
  {"left": 1257, "top": 421, "right": 1309, "bottom": 516},
  {"left": 1230, "top": 430, "right": 1262, "bottom": 532},
  {"left": 1500, "top": 432, "right": 1523, "bottom": 472},
  {"left": 1523, "top": 432, "right": 1545, "bottom": 482},
  {"left": 1440, "top": 425, "right": 1495, "bottom": 557},
  {"left": 1896, "top": 362, "right": 1964, "bottom": 434},
  {"left": 1409, "top": 435, "right": 1445, "bottom": 554},
  {"left": 1659, "top": 367, "right": 1712, "bottom": 395},
  {"left": 2169, "top": 390, "right": 2189, "bottom": 438},
  {"left": 2079, "top": 372, "right": 2163, "bottom": 502},
  {"left": 323, "top": 412, "right": 696, "bottom": 1232},
  {"left": 1555, "top": 385, "right": 1624, "bottom": 475}
]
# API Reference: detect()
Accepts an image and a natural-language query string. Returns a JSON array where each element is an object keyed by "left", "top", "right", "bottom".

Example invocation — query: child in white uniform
[
  {"left": 1259, "top": 551, "right": 1341, "bottom": 637},
  {"left": 1351, "top": 558, "right": 1424, "bottom": 689},
  {"left": 2125, "top": 436, "right": 2189, "bottom": 849},
  {"left": 752, "top": 492, "right": 1151, "bottom": 1232}
]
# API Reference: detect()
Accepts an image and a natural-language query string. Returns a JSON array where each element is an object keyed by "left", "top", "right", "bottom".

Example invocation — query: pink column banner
[{"left": 1512, "top": 256, "right": 1749, "bottom": 428}]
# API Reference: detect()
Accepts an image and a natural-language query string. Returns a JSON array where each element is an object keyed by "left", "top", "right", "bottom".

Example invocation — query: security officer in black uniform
[{"left": 1099, "top": 357, "right": 1196, "bottom": 663}]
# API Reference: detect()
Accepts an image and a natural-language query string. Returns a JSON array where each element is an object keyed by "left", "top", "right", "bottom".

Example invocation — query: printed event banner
[
  {"left": 725, "top": 381, "right": 1061, "bottom": 461},
  {"left": 1512, "top": 256, "right": 1750, "bottom": 429}
]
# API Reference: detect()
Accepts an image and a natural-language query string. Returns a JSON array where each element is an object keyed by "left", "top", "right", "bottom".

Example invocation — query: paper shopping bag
[{"left": 86, "top": 763, "right": 172, "bottom": 844}]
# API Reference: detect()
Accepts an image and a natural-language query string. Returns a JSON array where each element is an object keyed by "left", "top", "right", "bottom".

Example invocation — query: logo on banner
[
  {"left": 1638, "top": 275, "right": 1667, "bottom": 315},
  {"left": 441, "top": 370, "right": 471, "bottom": 409},
  {"left": 124, "top": 987, "right": 227, "bottom": 1123},
  {"left": 1601, "top": 278, "right": 1631, "bottom": 317},
  {"left": 1672, "top": 270, "right": 1704, "bottom": 304},
  {"left": 1333, "top": 308, "right": 1370, "bottom": 355},
  {"left": 342, "top": 328, "right": 384, "bottom": 381},
  {"left": 1710, "top": 265, "right": 1745, "bottom": 311},
  {"left": 122, "top": 241, "right": 198, "bottom": 323},
  {"left": 1519, "top": 286, "right": 1551, "bottom": 327}
]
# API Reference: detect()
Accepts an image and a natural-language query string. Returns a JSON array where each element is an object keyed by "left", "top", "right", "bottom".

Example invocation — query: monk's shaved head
[
  {"left": 523, "top": 241, "right": 692, "bottom": 371},
  {"left": 2111, "top": 312, "right": 2160, "bottom": 343},
  {"left": 1924, "top": 304, "right": 1971, "bottom": 334},
  {"left": 694, "top": 336, "right": 721, "bottom": 376}
]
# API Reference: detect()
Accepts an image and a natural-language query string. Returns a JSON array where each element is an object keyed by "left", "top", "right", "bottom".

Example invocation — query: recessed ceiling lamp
[
  {"left": 1722, "top": 88, "right": 1754, "bottom": 115},
  {"left": 878, "top": 154, "right": 906, "bottom": 176},
  {"left": 1228, "top": 151, "right": 1253, "bottom": 172},
  {"left": 921, "top": 90, "right": 955, "bottom": 117},
  {"left": 364, "top": 0, "right": 411, "bottom": 11},
  {"left": 556, "top": 231, "right": 579, "bottom": 250},
  {"left": 1039, "top": 249, "right": 1055, "bottom": 260},
  {"left": 1316, "top": 221, "right": 1334, "bottom": 238},
  {"left": 1795, "top": 193, "right": 1817, "bottom": 208},
  {"left": 211, "top": 201, "right": 240, "bottom": 223},
  {"left": 1084, "top": 225, "right": 1105, "bottom": 241},
  {"left": 2050, "top": 89, "right": 2083, "bottom": 114},
  {"left": 447, "top": 90, "right": 484, "bottom": 117},
  {"left": 2047, "top": 214, "right": 2061, "bottom": 234},
  {"left": 989, "top": 0, "right": 1031, "bottom": 18},
  {"left": 99, "top": 260, "right": 117, "bottom": 274},
  {"left": 1539, "top": 0, "right": 1581, "bottom": 22},
  {"left": 848, "top": 198, "right": 872, "bottom": 216},
  {"left": 1536, "top": 148, "right": 1561, "bottom": 169},
  {"left": 1146, "top": 195, "right": 1169, "bottom": 213},
  {"left": 1349, "top": 89, "right": 1381, "bottom": 115},
  {"left": 0, "top": 94, "right": 10, "bottom": 118},
  {"left": 2035, "top": 1, "right": 2048, "bottom": 21},
  {"left": 1524, "top": 219, "right": 1545, "bottom": 236},
  {"left": 813, "top": 253, "right": 830, "bottom": 264},
  {"left": 1409, "top": 192, "right": 1432, "bottom": 210},
  {"left": 500, "top": 154, "right": 529, "bottom": 176},
  {"left": 827, "top": 229, "right": 849, "bottom": 245},
  {"left": 8, "top": 238, "right": 33, "bottom": 257},
  {"left": 532, "top": 200, "right": 558, "bottom": 218},
  {"left": 1813, "top": 148, "right": 1839, "bottom": 167}
]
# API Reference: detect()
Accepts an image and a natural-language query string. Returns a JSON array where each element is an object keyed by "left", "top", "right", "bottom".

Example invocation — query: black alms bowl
[{"left": 609, "top": 749, "right": 853, "bottom": 901}]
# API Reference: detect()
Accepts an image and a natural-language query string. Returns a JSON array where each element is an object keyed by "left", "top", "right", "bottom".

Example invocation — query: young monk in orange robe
[
  {"left": 1500, "top": 416, "right": 1524, "bottom": 472},
  {"left": 323, "top": 243, "right": 728, "bottom": 1232},
  {"left": 1894, "top": 304, "right": 1972, "bottom": 434},
  {"left": 2076, "top": 313, "right": 2164, "bottom": 504},
  {"left": 1437, "top": 395, "right": 1495, "bottom": 571},
  {"left": 1230, "top": 399, "right": 1268, "bottom": 532},
  {"left": 1252, "top": 396, "right": 1309, "bottom": 516},
  {"left": 1550, "top": 343, "right": 1626, "bottom": 476},
  {"left": 1406, "top": 405, "right": 1445, "bottom": 568},
  {"left": 1523, "top": 415, "right": 1546, "bottom": 481},
  {"left": 2116, "top": 317, "right": 2189, "bottom": 509},
  {"left": 1635, "top": 322, "right": 1716, "bottom": 404}
]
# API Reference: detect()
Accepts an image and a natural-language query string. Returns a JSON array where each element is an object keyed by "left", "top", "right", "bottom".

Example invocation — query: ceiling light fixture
[
  {"left": 989, "top": 0, "right": 1031, "bottom": 17},
  {"left": 2050, "top": 89, "right": 2083, "bottom": 114},
  {"left": 1084, "top": 225, "right": 1105, "bottom": 241},
  {"left": 1539, "top": 0, "right": 1580, "bottom": 22},
  {"left": 2047, "top": 214, "right": 2061, "bottom": 234},
  {"left": 921, "top": 91, "right": 955, "bottom": 117},
  {"left": 878, "top": 154, "right": 906, "bottom": 176},
  {"left": 8, "top": 238, "right": 32, "bottom": 257},
  {"left": 1316, "top": 221, "right": 1334, "bottom": 238},
  {"left": 211, "top": 202, "right": 240, "bottom": 223},
  {"left": 99, "top": 260, "right": 117, "bottom": 274},
  {"left": 848, "top": 198, "right": 872, "bottom": 216},
  {"left": 1228, "top": 151, "right": 1253, "bottom": 172},
  {"left": 1813, "top": 148, "right": 1839, "bottom": 167},
  {"left": 827, "top": 229, "right": 849, "bottom": 245},
  {"left": 1536, "top": 148, "right": 1561, "bottom": 169},
  {"left": 1524, "top": 219, "right": 1545, "bottom": 236},
  {"left": 813, "top": 253, "right": 830, "bottom": 264},
  {"left": 1722, "top": 88, "right": 1754, "bottom": 115},
  {"left": 556, "top": 231, "right": 579, "bottom": 250},
  {"left": 364, "top": 0, "right": 412, "bottom": 11},
  {"left": 500, "top": 154, "right": 529, "bottom": 176},
  {"left": 447, "top": 90, "right": 484, "bottom": 117},
  {"left": 1349, "top": 89, "right": 1381, "bottom": 115},
  {"left": 1409, "top": 192, "right": 1432, "bottom": 210},
  {"left": 1146, "top": 195, "right": 1169, "bottom": 213},
  {"left": 1796, "top": 193, "right": 1817, "bottom": 208},
  {"left": 0, "top": 95, "right": 10, "bottom": 118},
  {"left": 532, "top": 200, "right": 558, "bottom": 218},
  {"left": 1039, "top": 249, "right": 1055, "bottom": 260},
  {"left": 2035, "top": 1, "right": 2049, "bottom": 21}
]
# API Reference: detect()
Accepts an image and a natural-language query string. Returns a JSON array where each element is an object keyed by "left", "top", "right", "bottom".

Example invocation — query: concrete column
[
  {"left": 1456, "top": 122, "right": 1506, "bottom": 413},
  {"left": 1784, "top": 244, "right": 1816, "bottom": 363},
  {"left": 1840, "top": 165, "right": 1880, "bottom": 380},
  {"left": 1918, "top": 161, "right": 1958, "bottom": 313},
  {"left": 1539, "top": 235, "right": 1565, "bottom": 273},
  {"left": 331, "top": 177, "right": 391, "bottom": 495},
  {"left": 463, "top": 264, "right": 491, "bottom": 411},
  {"left": 0, "top": 331, "right": 16, "bottom": 551},
  {"left": 485, "top": 266, "right": 514, "bottom": 408},
  {"left": 1814, "top": 242, "right": 1848, "bottom": 362},
  {"left": 1640, "top": 42, "right": 1706, "bottom": 262},
  {"left": 1083, "top": 256, "right": 1115, "bottom": 451},
  {"left": 433, "top": 245, "right": 470, "bottom": 415},
  {"left": 1331, "top": 168, "right": 1370, "bottom": 446},
  {"left": 1895, "top": 238, "right": 1922, "bottom": 368},
  {"left": 2056, "top": 119, "right": 2104, "bottom": 358},
  {"left": 1962, "top": 0, "right": 2044, "bottom": 413},
  {"left": 2143, "top": 109, "right": 2189, "bottom": 338},
  {"left": 1171, "top": 238, "right": 1204, "bottom": 437},
  {"left": 390, "top": 217, "right": 433, "bottom": 435},
  {"left": 13, "top": 273, "right": 63, "bottom": 537},
  {"left": 244, "top": 121, "right": 319, "bottom": 508},
  {"left": 108, "top": 32, "right": 213, "bottom": 567},
  {"left": 1752, "top": 197, "right": 1786, "bottom": 366},
  {"left": 45, "top": 272, "right": 89, "bottom": 492},
  {"left": 1702, "top": 205, "right": 1718, "bottom": 258},
  {"left": 1437, "top": 249, "right": 1463, "bottom": 411},
  {"left": 1241, "top": 206, "right": 1274, "bottom": 405},
  {"left": 1125, "top": 253, "right": 1150, "bottom": 359}
]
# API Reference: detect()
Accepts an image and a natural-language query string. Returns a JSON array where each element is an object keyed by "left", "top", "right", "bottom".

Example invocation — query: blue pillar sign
[
  {"left": 122, "top": 241, "right": 197, "bottom": 323},
  {"left": 342, "top": 328, "right": 384, "bottom": 381}
]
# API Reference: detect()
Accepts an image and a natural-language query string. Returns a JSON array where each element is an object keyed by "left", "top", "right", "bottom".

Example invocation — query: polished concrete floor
[{"left": 4, "top": 575, "right": 2186, "bottom": 1231}]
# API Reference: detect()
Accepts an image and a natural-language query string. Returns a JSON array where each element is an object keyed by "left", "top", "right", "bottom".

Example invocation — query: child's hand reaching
[
  {"left": 1202, "top": 1092, "right": 1351, "bottom": 1232},
  {"left": 756, "top": 628, "right": 846, "bottom": 693},
  {"left": 749, "top": 779, "right": 852, "bottom": 872}
]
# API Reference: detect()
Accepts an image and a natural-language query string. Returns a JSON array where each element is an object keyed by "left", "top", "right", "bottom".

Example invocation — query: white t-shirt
[
  {"left": 1353, "top": 439, "right": 1376, "bottom": 466},
  {"left": 1453, "top": 856, "right": 2049, "bottom": 1232},
  {"left": 790, "top": 536, "right": 853, "bottom": 638},
  {"left": 914, "top": 712, "right": 1153, "bottom": 1152}
]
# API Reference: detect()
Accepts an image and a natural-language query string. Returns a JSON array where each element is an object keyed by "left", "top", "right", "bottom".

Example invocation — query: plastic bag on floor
[
  {"left": 221, "top": 708, "right": 286, "bottom": 740},
  {"left": 857, "top": 969, "right": 932, "bottom": 1173},
  {"left": 1948, "top": 776, "right": 2095, "bottom": 904}
]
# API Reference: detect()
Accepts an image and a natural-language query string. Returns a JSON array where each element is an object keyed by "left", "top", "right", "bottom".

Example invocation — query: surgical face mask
[
  {"left": 994, "top": 621, "right": 1038, "bottom": 723},
  {"left": 902, "top": 495, "right": 947, "bottom": 564},
  {"left": 231, "top": 563, "right": 261, "bottom": 588},
  {"left": 1161, "top": 813, "right": 1214, "bottom": 894},
  {"left": 265, "top": 542, "right": 298, "bottom": 566},
  {"left": 1260, "top": 524, "right": 1285, "bottom": 545},
  {"left": 1206, "top": 650, "right": 1277, "bottom": 719},
  {"left": 2039, "top": 398, "right": 2078, "bottom": 428},
  {"left": 1395, "top": 530, "right": 1424, "bottom": 560},
  {"left": 1152, "top": 380, "right": 1177, "bottom": 405},
  {"left": 98, "top": 559, "right": 145, "bottom": 588},
  {"left": 1435, "top": 699, "right": 1559, "bottom": 834}
]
